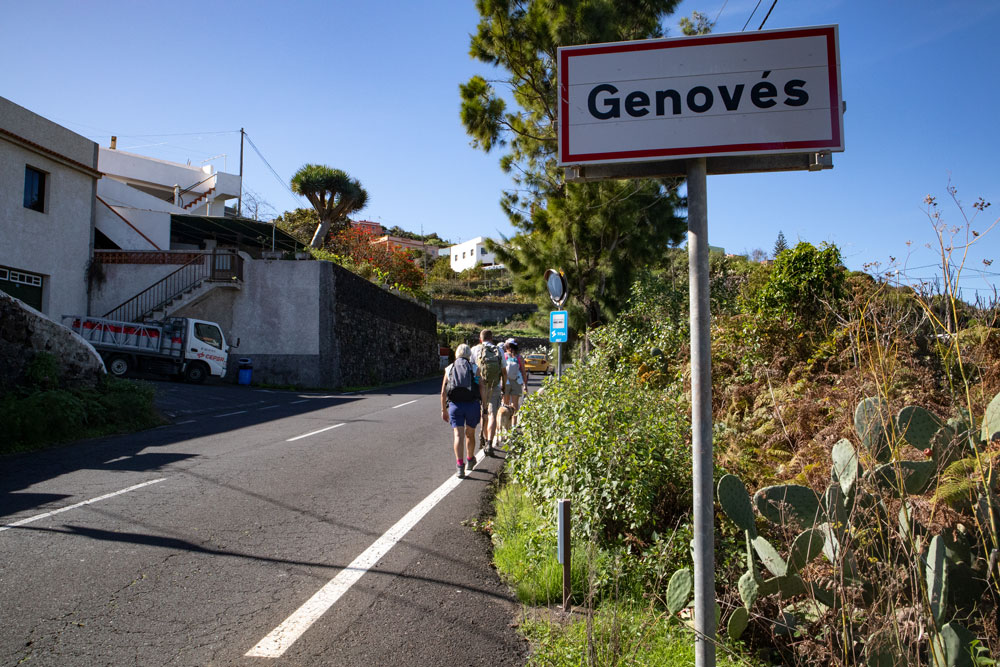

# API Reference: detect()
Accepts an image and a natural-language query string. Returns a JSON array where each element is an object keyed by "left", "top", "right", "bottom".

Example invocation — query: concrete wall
[
  {"left": 0, "top": 96, "right": 98, "bottom": 320},
  {"left": 176, "top": 258, "right": 326, "bottom": 386},
  {"left": 171, "top": 259, "right": 438, "bottom": 388},
  {"left": 88, "top": 261, "right": 187, "bottom": 318},
  {"left": 431, "top": 298, "right": 537, "bottom": 325}
]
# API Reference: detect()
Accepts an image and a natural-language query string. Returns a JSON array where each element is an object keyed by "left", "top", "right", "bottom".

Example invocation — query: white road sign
[{"left": 558, "top": 25, "right": 844, "bottom": 166}]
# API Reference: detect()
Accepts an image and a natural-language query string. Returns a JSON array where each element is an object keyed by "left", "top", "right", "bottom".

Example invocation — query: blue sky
[{"left": 3, "top": 1, "right": 997, "bottom": 299}]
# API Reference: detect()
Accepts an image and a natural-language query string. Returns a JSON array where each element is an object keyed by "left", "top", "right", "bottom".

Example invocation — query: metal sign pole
[
  {"left": 557, "top": 499, "right": 571, "bottom": 609},
  {"left": 556, "top": 342, "right": 562, "bottom": 378},
  {"left": 687, "top": 157, "right": 715, "bottom": 667}
]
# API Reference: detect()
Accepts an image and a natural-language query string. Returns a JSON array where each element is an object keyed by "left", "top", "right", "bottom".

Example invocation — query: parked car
[{"left": 523, "top": 352, "right": 551, "bottom": 375}]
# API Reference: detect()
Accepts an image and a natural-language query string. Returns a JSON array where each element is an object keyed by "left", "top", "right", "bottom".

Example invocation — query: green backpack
[{"left": 476, "top": 342, "right": 502, "bottom": 388}]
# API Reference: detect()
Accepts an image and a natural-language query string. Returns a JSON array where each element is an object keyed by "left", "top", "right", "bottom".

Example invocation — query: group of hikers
[{"left": 439, "top": 329, "right": 527, "bottom": 478}]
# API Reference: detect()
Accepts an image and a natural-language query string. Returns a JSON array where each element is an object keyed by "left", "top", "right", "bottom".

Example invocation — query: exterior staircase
[
  {"left": 103, "top": 251, "right": 243, "bottom": 322},
  {"left": 183, "top": 187, "right": 215, "bottom": 210}
]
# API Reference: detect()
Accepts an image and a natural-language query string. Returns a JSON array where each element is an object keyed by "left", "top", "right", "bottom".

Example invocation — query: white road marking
[
  {"left": 290, "top": 399, "right": 309, "bottom": 405},
  {"left": 246, "top": 471, "right": 464, "bottom": 658},
  {"left": 215, "top": 410, "right": 248, "bottom": 418},
  {"left": 391, "top": 399, "right": 418, "bottom": 409},
  {"left": 0, "top": 479, "right": 167, "bottom": 533},
  {"left": 261, "top": 405, "right": 279, "bottom": 410},
  {"left": 285, "top": 423, "right": 344, "bottom": 442},
  {"left": 176, "top": 419, "right": 197, "bottom": 425}
]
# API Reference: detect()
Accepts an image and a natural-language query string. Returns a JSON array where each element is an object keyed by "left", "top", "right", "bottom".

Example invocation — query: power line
[
  {"left": 757, "top": 0, "right": 779, "bottom": 30},
  {"left": 742, "top": 0, "right": 763, "bottom": 31},
  {"left": 243, "top": 133, "right": 302, "bottom": 208},
  {"left": 712, "top": 0, "right": 730, "bottom": 28}
]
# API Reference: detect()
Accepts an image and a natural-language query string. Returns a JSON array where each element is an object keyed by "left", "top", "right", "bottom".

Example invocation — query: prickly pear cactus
[
  {"left": 718, "top": 474, "right": 757, "bottom": 537},
  {"left": 831, "top": 438, "right": 861, "bottom": 497},
  {"left": 856, "top": 397, "right": 892, "bottom": 463},
  {"left": 727, "top": 606, "right": 749, "bottom": 640},
  {"left": 931, "top": 621, "right": 977, "bottom": 667},
  {"left": 982, "top": 390, "right": 1000, "bottom": 445},
  {"left": 738, "top": 569, "right": 760, "bottom": 609},
  {"left": 926, "top": 535, "right": 949, "bottom": 627},
  {"left": 896, "top": 405, "right": 943, "bottom": 450},
  {"left": 752, "top": 535, "right": 787, "bottom": 578},
  {"left": 872, "top": 460, "right": 937, "bottom": 495},
  {"left": 786, "top": 528, "right": 825, "bottom": 574},
  {"left": 754, "top": 484, "right": 821, "bottom": 527},
  {"left": 666, "top": 568, "right": 693, "bottom": 615}
]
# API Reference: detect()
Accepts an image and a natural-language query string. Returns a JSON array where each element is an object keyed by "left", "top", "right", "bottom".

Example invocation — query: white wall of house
[
  {"left": 96, "top": 178, "right": 179, "bottom": 250},
  {"left": 99, "top": 147, "right": 239, "bottom": 218},
  {"left": 0, "top": 96, "right": 99, "bottom": 318},
  {"left": 448, "top": 236, "right": 495, "bottom": 272},
  {"left": 88, "top": 258, "right": 190, "bottom": 317}
]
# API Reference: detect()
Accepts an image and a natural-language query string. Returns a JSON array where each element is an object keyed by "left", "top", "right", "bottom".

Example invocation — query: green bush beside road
[{"left": 0, "top": 353, "right": 162, "bottom": 455}]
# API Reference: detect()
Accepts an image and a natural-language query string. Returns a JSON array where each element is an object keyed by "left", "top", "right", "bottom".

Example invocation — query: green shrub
[
  {"left": 506, "top": 357, "right": 689, "bottom": 547},
  {"left": 747, "top": 241, "right": 846, "bottom": 329},
  {"left": 0, "top": 377, "right": 161, "bottom": 455},
  {"left": 24, "top": 351, "right": 61, "bottom": 389}
]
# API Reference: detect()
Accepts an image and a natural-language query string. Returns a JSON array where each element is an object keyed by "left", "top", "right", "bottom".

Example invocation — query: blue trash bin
[{"left": 237, "top": 358, "right": 253, "bottom": 385}]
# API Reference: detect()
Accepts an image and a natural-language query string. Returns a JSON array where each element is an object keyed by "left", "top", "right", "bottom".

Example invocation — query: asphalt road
[{"left": 0, "top": 375, "right": 542, "bottom": 666}]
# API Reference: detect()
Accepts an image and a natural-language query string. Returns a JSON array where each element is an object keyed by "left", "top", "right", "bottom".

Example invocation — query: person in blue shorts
[{"left": 440, "top": 343, "right": 481, "bottom": 478}]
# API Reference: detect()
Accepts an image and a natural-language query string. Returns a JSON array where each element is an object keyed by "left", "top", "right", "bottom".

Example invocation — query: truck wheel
[
  {"left": 108, "top": 355, "right": 131, "bottom": 378},
  {"left": 184, "top": 362, "right": 208, "bottom": 384}
]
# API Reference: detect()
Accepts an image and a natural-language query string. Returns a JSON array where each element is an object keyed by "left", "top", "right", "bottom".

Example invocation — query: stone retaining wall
[{"left": 430, "top": 298, "right": 537, "bottom": 325}]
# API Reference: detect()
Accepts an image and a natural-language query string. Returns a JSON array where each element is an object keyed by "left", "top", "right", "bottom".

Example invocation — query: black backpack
[{"left": 446, "top": 358, "right": 478, "bottom": 403}]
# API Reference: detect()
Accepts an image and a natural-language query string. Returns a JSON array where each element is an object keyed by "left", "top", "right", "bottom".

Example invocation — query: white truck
[{"left": 64, "top": 315, "right": 235, "bottom": 383}]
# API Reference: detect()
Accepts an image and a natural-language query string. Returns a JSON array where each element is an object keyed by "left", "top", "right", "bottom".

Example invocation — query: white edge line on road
[
  {"left": 176, "top": 419, "right": 197, "bottom": 425},
  {"left": 0, "top": 478, "right": 167, "bottom": 533},
  {"left": 260, "top": 405, "right": 279, "bottom": 410},
  {"left": 246, "top": 470, "right": 464, "bottom": 658},
  {"left": 285, "top": 423, "right": 344, "bottom": 442},
  {"left": 289, "top": 399, "right": 310, "bottom": 404},
  {"left": 391, "top": 399, "right": 418, "bottom": 409},
  {"left": 215, "top": 410, "right": 248, "bottom": 418}
]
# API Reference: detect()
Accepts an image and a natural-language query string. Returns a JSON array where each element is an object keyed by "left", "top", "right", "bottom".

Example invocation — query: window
[
  {"left": 480, "top": 247, "right": 486, "bottom": 255},
  {"left": 23, "top": 166, "right": 47, "bottom": 212},
  {"left": 194, "top": 323, "right": 222, "bottom": 349}
]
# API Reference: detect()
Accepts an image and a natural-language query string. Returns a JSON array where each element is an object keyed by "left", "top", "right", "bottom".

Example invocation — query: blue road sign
[{"left": 550, "top": 310, "right": 568, "bottom": 343}]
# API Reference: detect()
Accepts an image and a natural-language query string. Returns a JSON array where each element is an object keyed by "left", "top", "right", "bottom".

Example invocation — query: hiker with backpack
[
  {"left": 502, "top": 339, "right": 527, "bottom": 426},
  {"left": 441, "top": 343, "right": 481, "bottom": 479},
  {"left": 471, "top": 329, "right": 506, "bottom": 457}
]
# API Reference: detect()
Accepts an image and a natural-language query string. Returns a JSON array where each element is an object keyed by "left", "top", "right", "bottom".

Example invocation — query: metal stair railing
[{"left": 103, "top": 251, "right": 243, "bottom": 322}]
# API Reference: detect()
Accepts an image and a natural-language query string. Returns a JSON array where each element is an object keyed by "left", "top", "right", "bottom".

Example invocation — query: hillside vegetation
[{"left": 496, "top": 238, "right": 1000, "bottom": 665}]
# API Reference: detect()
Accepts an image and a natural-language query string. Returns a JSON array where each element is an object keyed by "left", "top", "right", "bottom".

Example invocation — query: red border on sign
[{"left": 558, "top": 26, "right": 842, "bottom": 165}]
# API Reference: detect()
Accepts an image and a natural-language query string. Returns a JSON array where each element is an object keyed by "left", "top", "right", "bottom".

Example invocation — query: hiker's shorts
[
  {"left": 482, "top": 383, "right": 502, "bottom": 415},
  {"left": 448, "top": 400, "right": 481, "bottom": 428}
]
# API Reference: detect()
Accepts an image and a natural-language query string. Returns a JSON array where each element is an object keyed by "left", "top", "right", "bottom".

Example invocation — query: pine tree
[
  {"left": 459, "top": 0, "right": 687, "bottom": 328},
  {"left": 773, "top": 230, "right": 789, "bottom": 258}
]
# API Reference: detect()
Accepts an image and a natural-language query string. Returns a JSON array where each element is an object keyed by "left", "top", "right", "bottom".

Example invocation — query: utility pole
[{"left": 238, "top": 128, "right": 245, "bottom": 218}]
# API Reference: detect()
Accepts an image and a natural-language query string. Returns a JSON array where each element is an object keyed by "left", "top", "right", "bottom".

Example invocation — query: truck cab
[{"left": 183, "top": 318, "right": 230, "bottom": 382}]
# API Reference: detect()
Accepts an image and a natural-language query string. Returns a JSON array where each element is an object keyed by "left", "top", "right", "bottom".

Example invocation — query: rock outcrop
[{"left": 0, "top": 292, "right": 105, "bottom": 392}]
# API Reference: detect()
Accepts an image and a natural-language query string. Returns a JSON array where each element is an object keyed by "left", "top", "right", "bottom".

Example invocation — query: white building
[
  {"left": 449, "top": 236, "right": 496, "bottom": 272},
  {"left": 0, "top": 96, "right": 101, "bottom": 317},
  {"left": 95, "top": 144, "right": 241, "bottom": 251}
]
